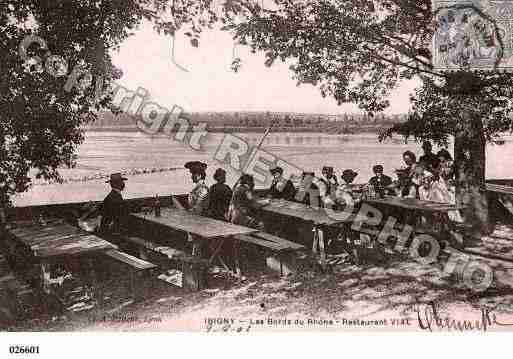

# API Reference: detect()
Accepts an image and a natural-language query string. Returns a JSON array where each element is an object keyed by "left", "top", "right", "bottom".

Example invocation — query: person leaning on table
[{"left": 228, "top": 174, "right": 267, "bottom": 230}]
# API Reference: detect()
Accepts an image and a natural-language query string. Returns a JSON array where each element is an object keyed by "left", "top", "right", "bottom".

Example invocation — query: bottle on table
[{"left": 154, "top": 195, "right": 161, "bottom": 217}]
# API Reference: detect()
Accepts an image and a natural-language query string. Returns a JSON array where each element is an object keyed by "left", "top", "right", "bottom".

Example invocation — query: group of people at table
[{"left": 96, "top": 141, "right": 460, "bottom": 238}]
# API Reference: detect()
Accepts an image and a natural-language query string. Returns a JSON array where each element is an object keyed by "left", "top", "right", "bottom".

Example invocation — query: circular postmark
[{"left": 432, "top": 2, "right": 507, "bottom": 71}]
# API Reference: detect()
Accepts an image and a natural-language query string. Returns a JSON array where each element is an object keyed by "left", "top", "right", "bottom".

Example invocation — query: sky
[{"left": 111, "top": 21, "right": 419, "bottom": 115}]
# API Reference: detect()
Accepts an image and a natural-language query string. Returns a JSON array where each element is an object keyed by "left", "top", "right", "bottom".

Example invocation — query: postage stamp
[{"left": 432, "top": 0, "right": 513, "bottom": 70}]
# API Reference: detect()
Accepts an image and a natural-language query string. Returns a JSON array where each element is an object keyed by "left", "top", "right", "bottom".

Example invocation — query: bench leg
[
  {"left": 182, "top": 262, "right": 207, "bottom": 291},
  {"left": 233, "top": 239, "right": 241, "bottom": 278}
]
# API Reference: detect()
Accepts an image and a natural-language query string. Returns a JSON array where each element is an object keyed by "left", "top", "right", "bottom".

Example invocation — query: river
[{"left": 14, "top": 131, "right": 513, "bottom": 206}]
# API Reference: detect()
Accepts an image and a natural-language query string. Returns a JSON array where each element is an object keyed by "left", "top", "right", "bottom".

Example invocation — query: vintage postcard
[{"left": 3, "top": 1, "right": 513, "bottom": 351}]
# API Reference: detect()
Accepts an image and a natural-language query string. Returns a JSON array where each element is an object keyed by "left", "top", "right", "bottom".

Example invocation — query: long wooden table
[
  {"left": 131, "top": 208, "right": 257, "bottom": 239},
  {"left": 258, "top": 198, "right": 355, "bottom": 225},
  {"left": 8, "top": 221, "right": 116, "bottom": 258},
  {"left": 364, "top": 196, "right": 465, "bottom": 213},
  {"left": 258, "top": 199, "right": 355, "bottom": 268},
  {"left": 363, "top": 195, "right": 465, "bottom": 245},
  {"left": 5, "top": 220, "right": 117, "bottom": 308},
  {"left": 130, "top": 208, "right": 258, "bottom": 276}
]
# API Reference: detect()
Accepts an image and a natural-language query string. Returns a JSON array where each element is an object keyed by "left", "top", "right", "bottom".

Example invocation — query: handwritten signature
[{"left": 413, "top": 301, "right": 513, "bottom": 332}]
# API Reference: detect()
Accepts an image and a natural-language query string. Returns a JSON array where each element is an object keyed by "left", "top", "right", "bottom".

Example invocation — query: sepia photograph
[{"left": 2, "top": 0, "right": 513, "bottom": 353}]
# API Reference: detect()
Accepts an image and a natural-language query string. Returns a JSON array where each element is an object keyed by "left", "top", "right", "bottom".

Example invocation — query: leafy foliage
[{"left": 0, "top": 0, "right": 157, "bottom": 203}]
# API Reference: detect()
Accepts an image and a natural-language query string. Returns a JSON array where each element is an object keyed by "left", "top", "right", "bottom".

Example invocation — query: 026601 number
[{"left": 9, "top": 346, "right": 39, "bottom": 354}]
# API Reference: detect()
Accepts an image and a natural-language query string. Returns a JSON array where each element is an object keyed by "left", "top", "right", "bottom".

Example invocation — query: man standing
[
  {"left": 99, "top": 173, "right": 127, "bottom": 234},
  {"left": 267, "top": 166, "right": 296, "bottom": 200},
  {"left": 208, "top": 168, "right": 232, "bottom": 221}
]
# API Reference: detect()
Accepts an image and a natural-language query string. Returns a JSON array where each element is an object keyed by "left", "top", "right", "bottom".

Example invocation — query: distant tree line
[{"left": 88, "top": 111, "right": 406, "bottom": 131}]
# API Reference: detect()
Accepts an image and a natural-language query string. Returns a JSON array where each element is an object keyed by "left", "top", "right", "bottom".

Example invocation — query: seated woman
[
  {"left": 436, "top": 149, "right": 462, "bottom": 222},
  {"left": 402, "top": 150, "right": 417, "bottom": 178},
  {"left": 228, "top": 174, "right": 267, "bottom": 230}
]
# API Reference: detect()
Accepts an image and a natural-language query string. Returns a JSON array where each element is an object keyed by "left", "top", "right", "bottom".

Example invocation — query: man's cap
[
  {"left": 213, "top": 168, "right": 226, "bottom": 181},
  {"left": 302, "top": 171, "right": 315, "bottom": 177},
  {"left": 270, "top": 166, "right": 283, "bottom": 175},
  {"left": 341, "top": 169, "right": 358, "bottom": 179},
  {"left": 106, "top": 173, "right": 127, "bottom": 183},
  {"left": 184, "top": 161, "right": 207, "bottom": 174},
  {"left": 322, "top": 166, "right": 334, "bottom": 173}
]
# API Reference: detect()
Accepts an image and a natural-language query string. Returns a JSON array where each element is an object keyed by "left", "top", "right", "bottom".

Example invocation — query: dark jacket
[
  {"left": 369, "top": 174, "right": 393, "bottom": 194},
  {"left": 208, "top": 183, "right": 233, "bottom": 220},
  {"left": 267, "top": 178, "right": 296, "bottom": 201},
  {"left": 99, "top": 190, "right": 125, "bottom": 233}
]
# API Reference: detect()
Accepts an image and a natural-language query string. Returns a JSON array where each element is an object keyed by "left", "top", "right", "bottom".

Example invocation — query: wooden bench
[
  {"left": 103, "top": 249, "right": 157, "bottom": 300},
  {"left": 121, "top": 236, "right": 209, "bottom": 291},
  {"left": 234, "top": 232, "right": 307, "bottom": 276}
]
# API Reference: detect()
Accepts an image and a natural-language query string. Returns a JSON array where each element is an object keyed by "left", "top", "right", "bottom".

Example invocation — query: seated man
[
  {"left": 368, "top": 165, "right": 393, "bottom": 196},
  {"left": 99, "top": 173, "right": 128, "bottom": 234},
  {"left": 267, "top": 165, "right": 296, "bottom": 201},
  {"left": 208, "top": 168, "right": 232, "bottom": 221}
]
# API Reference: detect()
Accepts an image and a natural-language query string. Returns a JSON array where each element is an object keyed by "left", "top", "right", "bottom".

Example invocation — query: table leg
[
  {"left": 312, "top": 226, "right": 319, "bottom": 255},
  {"left": 233, "top": 237, "right": 241, "bottom": 278},
  {"left": 208, "top": 238, "right": 225, "bottom": 265},
  {"left": 318, "top": 228, "right": 326, "bottom": 269}
]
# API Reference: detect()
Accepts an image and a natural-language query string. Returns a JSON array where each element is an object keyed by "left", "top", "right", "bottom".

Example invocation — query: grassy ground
[{"left": 7, "top": 226, "right": 513, "bottom": 332}]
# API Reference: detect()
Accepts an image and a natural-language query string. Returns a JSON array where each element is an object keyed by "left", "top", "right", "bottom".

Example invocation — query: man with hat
[
  {"left": 267, "top": 165, "right": 296, "bottom": 201},
  {"left": 184, "top": 161, "right": 210, "bottom": 216},
  {"left": 340, "top": 169, "right": 358, "bottom": 187},
  {"left": 368, "top": 165, "right": 392, "bottom": 195},
  {"left": 99, "top": 173, "right": 127, "bottom": 234},
  {"left": 208, "top": 168, "right": 232, "bottom": 221}
]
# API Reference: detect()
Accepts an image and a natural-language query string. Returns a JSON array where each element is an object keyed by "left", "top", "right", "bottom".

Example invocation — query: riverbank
[{"left": 84, "top": 126, "right": 383, "bottom": 134}]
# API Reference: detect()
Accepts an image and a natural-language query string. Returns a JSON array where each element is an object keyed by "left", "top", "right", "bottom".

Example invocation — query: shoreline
[{"left": 83, "top": 126, "right": 384, "bottom": 134}]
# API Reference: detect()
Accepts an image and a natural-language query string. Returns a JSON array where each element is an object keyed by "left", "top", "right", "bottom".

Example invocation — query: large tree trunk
[{"left": 453, "top": 110, "right": 493, "bottom": 237}]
